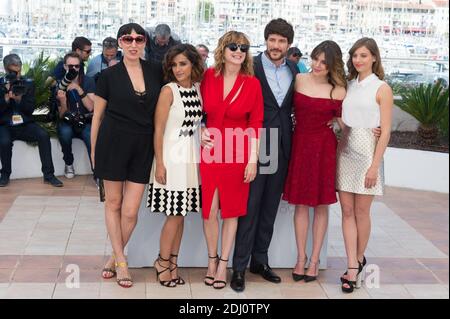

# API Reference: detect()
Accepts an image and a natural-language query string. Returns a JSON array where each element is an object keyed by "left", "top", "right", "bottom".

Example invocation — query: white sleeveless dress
[
  {"left": 147, "top": 82, "right": 203, "bottom": 216},
  {"left": 336, "top": 74, "right": 385, "bottom": 196}
]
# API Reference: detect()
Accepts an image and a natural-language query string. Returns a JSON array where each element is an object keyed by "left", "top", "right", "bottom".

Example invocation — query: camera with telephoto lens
[
  {"left": 57, "top": 68, "right": 79, "bottom": 91},
  {"left": 0, "top": 71, "right": 28, "bottom": 96},
  {"left": 63, "top": 111, "right": 93, "bottom": 134}
]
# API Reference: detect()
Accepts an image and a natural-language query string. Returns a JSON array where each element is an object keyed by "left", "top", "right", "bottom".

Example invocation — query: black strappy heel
[
  {"left": 213, "top": 257, "right": 229, "bottom": 290},
  {"left": 204, "top": 255, "right": 219, "bottom": 286},
  {"left": 169, "top": 254, "right": 185, "bottom": 285},
  {"left": 341, "top": 256, "right": 366, "bottom": 283},
  {"left": 341, "top": 262, "right": 364, "bottom": 293},
  {"left": 154, "top": 254, "right": 177, "bottom": 288}
]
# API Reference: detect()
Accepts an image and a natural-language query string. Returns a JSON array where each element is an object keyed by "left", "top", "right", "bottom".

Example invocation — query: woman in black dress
[{"left": 91, "top": 23, "right": 163, "bottom": 288}]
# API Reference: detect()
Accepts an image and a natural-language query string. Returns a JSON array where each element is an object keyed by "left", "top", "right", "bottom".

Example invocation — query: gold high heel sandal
[{"left": 115, "top": 261, "right": 133, "bottom": 288}]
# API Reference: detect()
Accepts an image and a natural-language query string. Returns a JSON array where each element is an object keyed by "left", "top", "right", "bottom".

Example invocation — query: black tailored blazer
[{"left": 254, "top": 53, "right": 299, "bottom": 161}]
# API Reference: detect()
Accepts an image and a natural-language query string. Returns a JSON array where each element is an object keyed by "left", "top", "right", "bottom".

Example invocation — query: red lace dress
[{"left": 283, "top": 91, "right": 342, "bottom": 207}]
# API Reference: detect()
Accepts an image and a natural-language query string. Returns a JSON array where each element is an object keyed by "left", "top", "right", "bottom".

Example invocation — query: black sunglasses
[
  {"left": 226, "top": 43, "right": 250, "bottom": 53},
  {"left": 292, "top": 53, "right": 302, "bottom": 58},
  {"left": 67, "top": 64, "right": 81, "bottom": 69}
]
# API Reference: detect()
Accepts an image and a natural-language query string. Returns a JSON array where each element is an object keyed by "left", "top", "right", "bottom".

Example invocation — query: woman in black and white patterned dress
[{"left": 147, "top": 44, "right": 204, "bottom": 287}]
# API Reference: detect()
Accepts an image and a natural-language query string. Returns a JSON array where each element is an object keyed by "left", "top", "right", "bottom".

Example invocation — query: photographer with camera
[
  {"left": 47, "top": 37, "right": 92, "bottom": 85},
  {"left": 86, "top": 37, "right": 121, "bottom": 82},
  {"left": 45, "top": 37, "right": 93, "bottom": 122},
  {"left": 55, "top": 52, "right": 95, "bottom": 179},
  {"left": 0, "top": 54, "right": 63, "bottom": 187}
]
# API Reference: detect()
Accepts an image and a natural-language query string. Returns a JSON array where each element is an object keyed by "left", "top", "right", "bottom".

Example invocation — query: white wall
[
  {"left": 4, "top": 139, "right": 92, "bottom": 179},
  {"left": 384, "top": 147, "right": 449, "bottom": 193},
  {"left": 127, "top": 191, "right": 329, "bottom": 269},
  {"left": 6, "top": 142, "right": 449, "bottom": 194}
]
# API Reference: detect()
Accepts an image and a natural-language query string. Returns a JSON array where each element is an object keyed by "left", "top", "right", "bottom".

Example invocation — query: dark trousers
[
  {"left": 57, "top": 122, "right": 92, "bottom": 169},
  {"left": 0, "top": 122, "right": 55, "bottom": 178},
  {"left": 232, "top": 144, "right": 289, "bottom": 271}
]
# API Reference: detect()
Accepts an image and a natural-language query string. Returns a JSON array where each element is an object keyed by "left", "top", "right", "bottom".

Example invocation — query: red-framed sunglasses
[{"left": 120, "top": 35, "right": 146, "bottom": 45}]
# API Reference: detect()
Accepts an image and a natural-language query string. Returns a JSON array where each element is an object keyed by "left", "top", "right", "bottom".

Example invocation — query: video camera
[{"left": 0, "top": 71, "right": 28, "bottom": 96}]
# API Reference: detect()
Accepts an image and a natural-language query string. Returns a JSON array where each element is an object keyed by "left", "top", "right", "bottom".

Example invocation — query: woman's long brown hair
[
  {"left": 310, "top": 40, "right": 347, "bottom": 99},
  {"left": 347, "top": 37, "right": 385, "bottom": 81}
]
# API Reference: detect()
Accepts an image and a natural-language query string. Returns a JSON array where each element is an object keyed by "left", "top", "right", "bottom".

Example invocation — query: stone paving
[{"left": 0, "top": 176, "right": 448, "bottom": 299}]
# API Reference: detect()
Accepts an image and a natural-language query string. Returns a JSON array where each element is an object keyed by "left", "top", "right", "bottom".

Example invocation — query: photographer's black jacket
[
  {"left": 0, "top": 78, "right": 36, "bottom": 126},
  {"left": 52, "top": 76, "right": 95, "bottom": 118},
  {"left": 145, "top": 36, "right": 181, "bottom": 64}
]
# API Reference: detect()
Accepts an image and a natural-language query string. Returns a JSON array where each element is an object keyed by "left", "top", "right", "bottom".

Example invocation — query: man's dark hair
[
  {"left": 103, "top": 37, "right": 118, "bottom": 49},
  {"left": 61, "top": 52, "right": 84, "bottom": 87},
  {"left": 117, "top": 23, "right": 146, "bottom": 39},
  {"left": 288, "top": 47, "right": 302, "bottom": 57},
  {"left": 155, "top": 24, "right": 171, "bottom": 38},
  {"left": 63, "top": 52, "right": 82, "bottom": 65},
  {"left": 3, "top": 53, "right": 22, "bottom": 69},
  {"left": 72, "top": 37, "right": 92, "bottom": 51},
  {"left": 264, "top": 19, "right": 294, "bottom": 44},
  {"left": 196, "top": 44, "right": 209, "bottom": 53}
]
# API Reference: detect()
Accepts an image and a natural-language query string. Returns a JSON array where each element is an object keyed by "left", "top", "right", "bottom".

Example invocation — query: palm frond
[
  {"left": 398, "top": 82, "right": 449, "bottom": 128},
  {"left": 24, "top": 51, "right": 58, "bottom": 108}
]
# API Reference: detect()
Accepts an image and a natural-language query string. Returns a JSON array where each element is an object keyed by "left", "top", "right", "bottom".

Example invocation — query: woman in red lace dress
[
  {"left": 200, "top": 31, "right": 263, "bottom": 289},
  {"left": 283, "top": 41, "right": 346, "bottom": 283}
]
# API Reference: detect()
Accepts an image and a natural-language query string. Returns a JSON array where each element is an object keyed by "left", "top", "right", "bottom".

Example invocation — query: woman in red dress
[
  {"left": 200, "top": 31, "right": 264, "bottom": 289},
  {"left": 283, "top": 41, "right": 347, "bottom": 283}
]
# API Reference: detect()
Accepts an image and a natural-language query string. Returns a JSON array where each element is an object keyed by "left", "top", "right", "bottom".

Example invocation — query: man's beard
[{"left": 267, "top": 50, "right": 285, "bottom": 62}]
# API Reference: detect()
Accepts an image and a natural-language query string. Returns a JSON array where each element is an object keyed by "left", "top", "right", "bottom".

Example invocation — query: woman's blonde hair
[
  {"left": 214, "top": 31, "right": 254, "bottom": 77},
  {"left": 347, "top": 37, "right": 385, "bottom": 81}
]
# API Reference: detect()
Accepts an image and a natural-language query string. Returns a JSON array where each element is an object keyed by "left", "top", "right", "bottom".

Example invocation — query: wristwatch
[{"left": 79, "top": 91, "right": 87, "bottom": 99}]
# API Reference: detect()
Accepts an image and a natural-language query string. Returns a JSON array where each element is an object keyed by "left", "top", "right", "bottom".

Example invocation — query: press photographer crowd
[
  {"left": 0, "top": 39, "right": 96, "bottom": 187},
  {"left": 0, "top": 35, "right": 124, "bottom": 187},
  {"left": 0, "top": 24, "right": 190, "bottom": 188}
]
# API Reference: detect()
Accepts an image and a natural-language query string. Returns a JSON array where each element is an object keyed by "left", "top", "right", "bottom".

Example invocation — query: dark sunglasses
[
  {"left": 81, "top": 48, "right": 92, "bottom": 54},
  {"left": 67, "top": 64, "right": 81, "bottom": 69},
  {"left": 226, "top": 43, "right": 250, "bottom": 53},
  {"left": 120, "top": 35, "right": 146, "bottom": 45},
  {"left": 291, "top": 53, "right": 301, "bottom": 58}
]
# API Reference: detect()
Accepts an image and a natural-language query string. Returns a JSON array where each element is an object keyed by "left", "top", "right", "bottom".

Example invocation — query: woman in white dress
[
  {"left": 336, "top": 38, "right": 393, "bottom": 293},
  {"left": 147, "top": 44, "right": 204, "bottom": 287}
]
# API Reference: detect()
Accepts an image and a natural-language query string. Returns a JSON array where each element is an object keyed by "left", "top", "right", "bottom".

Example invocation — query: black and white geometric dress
[{"left": 147, "top": 82, "right": 203, "bottom": 216}]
